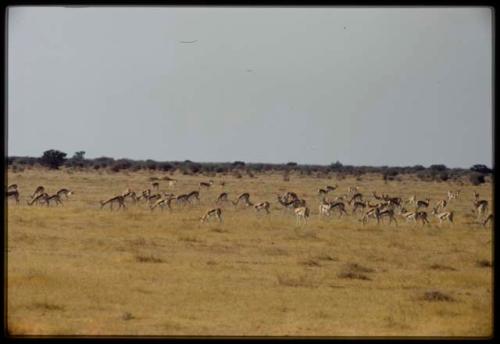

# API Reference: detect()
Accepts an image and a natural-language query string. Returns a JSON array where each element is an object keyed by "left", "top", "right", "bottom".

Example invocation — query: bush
[
  {"left": 438, "top": 172, "right": 449, "bottom": 182},
  {"left": 469, "top": 173, "right": 485, "bottom": 186},
  {"left": 112, "top": 159, "right": 133, "bottom": 172},
  {"left": 93, "top": 157, "right": 115, "bottom": 169},
  {"left": 145, "top": 160, "right": 158, "bottom": 170},
  {"left": 40, "top": 150, "right": 67, "bottom": 169},
  {"left": 429, "top": 164, "right": 447, "bottom": 172}
]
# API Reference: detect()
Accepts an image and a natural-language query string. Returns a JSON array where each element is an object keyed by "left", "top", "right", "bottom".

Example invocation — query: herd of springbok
[{"left": 6, "top": 181, "right": 493, "bottom": 227}]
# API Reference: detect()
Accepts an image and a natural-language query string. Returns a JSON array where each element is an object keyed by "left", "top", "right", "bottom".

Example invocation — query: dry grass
[{"left": 6, "top": 168, "right": 493, "bottom": 337}]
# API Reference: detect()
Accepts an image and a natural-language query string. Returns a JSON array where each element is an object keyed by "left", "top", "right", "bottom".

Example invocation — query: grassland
[{"left": 6, "top": 168, "right": 493, "bottom": 337}]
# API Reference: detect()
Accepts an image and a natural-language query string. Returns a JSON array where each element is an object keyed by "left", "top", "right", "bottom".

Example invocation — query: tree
[
  {"left": 67, "top": 151, "right": 86, "bottom": 168},
  {"left": 41, "top": 150, "right": 67, "bottom": 169},
  {"left": 470, "top": 164, "right": 492, "bottom": 174},
  {"left": 72, "top": 151, "right": 86, "bottom": 161}
]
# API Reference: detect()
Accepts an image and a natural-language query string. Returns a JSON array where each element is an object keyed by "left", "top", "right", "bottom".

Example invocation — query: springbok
[
  {"left": 254, "top": 201, "right": 271, "bottom": 214},
  {"left": 6, "top": 190, "right": 20, "bottom": 204},
  {"left": 56, "top": 188, "right": 73, "bottom": 199},
  {"left": 100, "top": 195, "right": 127, "bottom": 210},
  {"left": 473, "top": 198, "right": 489, "bottom": 219},
  {"left": 233, "top": 193, "right": 253, "bottom": 208},
  {"left": 31, "top": 186, "right": 45, "bottom": 199},
  {"left": 431, "top": 207, "right": 454, "bottom": 225},
  {"left": 200, "top": 208, "right": 223, "bottom": 223},
  {"left": 187, "top": 191, "right": 200, "bottom": 204},
  {"left": 482, "top": 214, "right": 493, "bottom": 227},
  {"left": 199, "top": 180, "right": 214, "bottom": 189},
  {"left": 46, "top": 194, "right": 63, "bottom": 206},
  {"left": 215, "top": 192, "right": 229, "bottom": 204},
  {"left": 294, "top": 206, "right": 310, "bottom": 225}
]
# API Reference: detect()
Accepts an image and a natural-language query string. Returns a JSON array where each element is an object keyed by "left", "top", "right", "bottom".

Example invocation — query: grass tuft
[
  {"left": 299, "top": 258, "right": 321, "bottom": 267},
  {"left": 421, "top": 290, "right": 456, "bottom": 302},
  {"left": 122, "top": 312, "right": 135, "bottom": 320},
  {"left": 276, "top": 273, "right": 319, "bottom": 288},
  {"left": 429, "top": 264, "right": 457, "bottom": 271},
  {"left": 476, "top": 259, "right": 492, "bottom": 268},
  {"left": 337, "top": 263, "right": 375, "bottom": 280},
  {"left": 29, "top": 302, "right": 65, "bottom": 311},
  {"left": 135, "top": 254, "right": 164, "bottom": 263},
  {"left": 337, "top": 271, "right": 372, "bottom": 281}
]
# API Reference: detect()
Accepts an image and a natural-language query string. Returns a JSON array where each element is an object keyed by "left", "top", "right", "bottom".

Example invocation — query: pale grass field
[{"left": 6, "top": 168, "right": 493, "bottom": 337}]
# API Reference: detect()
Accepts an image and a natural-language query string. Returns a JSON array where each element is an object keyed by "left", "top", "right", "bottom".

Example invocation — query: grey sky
[{"left": 7, "top": 7, "right": 493, "bottom": 168}]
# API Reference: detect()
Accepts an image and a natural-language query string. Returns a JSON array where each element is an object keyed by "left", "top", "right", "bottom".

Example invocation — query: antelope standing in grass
[
  {"left": 360, "top": 208, "right": 379, "bottom": 224},
  {"left": 199, "top": 180, "right": 214, "bottom": 189},
  {"left": 56, "top": 188, "right": 73, "bottom": 199},
  {"left": 151, "top": 182, "right": 160, "bottom": 191},
  {"left": 233, "top": 193, "right": 253, "bottom": 208},
  {"left": 434, "top": 199, "right": 447, "bottom": 211},
  {"left": 187, "top": 191, "right": 200, "bottom": 204},
  {"left": 482, "top": 214, "right": 493, "bottom": 227},
  {"left": 329, "top": 201, "right": 348, "bottom": 217},
  {"left": 175, "top": 194, "right": 190, "bottom": 206},
  {"left": 136, "top": 189, "right": 151, "bottom": 202},
  {"left": 415, "top": 211, "right": 430, "bottom": 225},
  {"left": 347, "top": 186, "right": 359, "bottom": 194},
  {"left": 473, "top": 191, "right": 480, "bottom": 201},
  {"left": 319, "top": 199, "right": 333, "bottom": 217},
  {"left": 100, "top": 195, "right": 127, "bottom": 210},
  {"left": 46, "top": 194, "right": 63, "bottom": 206},
  {"left": 31, "top": 186, "right": 45, "bottom": 199},
  {"left": 448, "top": 190, "right": 460, "bottom": 201},
  {"left": 318, "top": 188, "right": 329, "bottom": 198},
  {"left": 123, "top": 191, "right": 138, "bottom": 204},
  {"left": 6, "top": 190, "right": 20, "bottom": 204},
  {"left": 348, "top": 193, "right": 363, "bottom": 205},
  {"left": 146, "top": 193, "right": 162, "bottom": 205},
  {"left": 254, "top": 201, "right": 271, "bottom": 214},
  {"left": 407, "top": 195, "right": 416, "bottom": 206},
  {"left": 326, "top": 185, "right": 338, "bottom": 192},
  {"left": 431, "top": 207, "right": 454, "bottom": 225},
  {"left": 215, "top": 192, "right": 229, "bottom": 205},
  {"left": 351, "top": 200, "right": 366, "bottom": 214},
  {"left": 27, "top": 192, "right": 49, "bottom": 206},
  {"left": 150, "top": 197, "right": 173, "bottom": 211},
  {"left": 378, "top": 208, "right": 398, "bottom": 226},
  {"left": 473, "top": 200, "right": 488, "bottom": 219},
  {"left": 399, "top": 208, "right": 417, "bottom": 223},
  {"left": 200, "top": 208, "right": 223, "bottom": 223},
  {"left": 416, "top": 198, "right": 430, "bottom": 209},
  {"left": 373, "top": 191, "right": 385, "bottom": 201},
  {"left": 294, "top": 206, "right": 310, "bottom": 225}
]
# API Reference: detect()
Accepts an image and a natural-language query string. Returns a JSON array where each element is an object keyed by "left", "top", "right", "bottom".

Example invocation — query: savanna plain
[{"left": 6, "top": 168, "right": 493, "bottom": 337}]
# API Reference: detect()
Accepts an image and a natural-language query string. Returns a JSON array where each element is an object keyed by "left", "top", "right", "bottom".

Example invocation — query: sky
[{"left": 7, "top": 7, "right": 493, "bottom": 168}]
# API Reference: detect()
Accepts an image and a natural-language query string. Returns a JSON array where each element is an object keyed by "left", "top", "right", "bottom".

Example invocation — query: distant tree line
[{"left": 7, "top": 150, "right": 493, "bottom": 186}]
